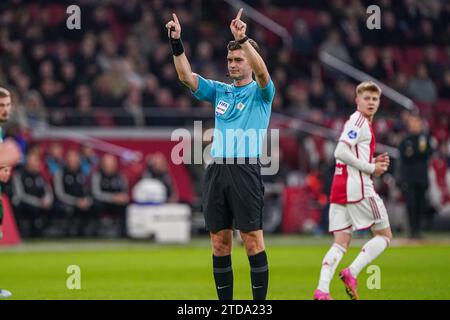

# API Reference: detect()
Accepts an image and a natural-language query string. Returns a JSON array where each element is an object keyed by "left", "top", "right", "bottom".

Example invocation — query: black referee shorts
[{"left": 202, "top": 158, "right": 265, "bottom": 233}]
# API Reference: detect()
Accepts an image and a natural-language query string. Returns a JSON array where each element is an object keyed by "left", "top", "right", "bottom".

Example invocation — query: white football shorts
[{"left": 329, "top": 194, "right": 390, "bottom": 233}]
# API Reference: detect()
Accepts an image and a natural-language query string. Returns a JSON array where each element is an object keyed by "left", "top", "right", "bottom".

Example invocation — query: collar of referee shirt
[{"left": 232, "top": 79, "right": 255, "bottom": 88}]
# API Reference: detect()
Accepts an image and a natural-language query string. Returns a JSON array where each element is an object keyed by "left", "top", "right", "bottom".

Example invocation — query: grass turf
[{"left": 0, "top": 236, "right": 449, "bottom": 300}]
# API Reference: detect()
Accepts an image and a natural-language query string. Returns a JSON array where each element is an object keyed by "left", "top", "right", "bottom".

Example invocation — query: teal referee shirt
[{"left": 192, "top": 75, "right": 275, "bottom": 158}]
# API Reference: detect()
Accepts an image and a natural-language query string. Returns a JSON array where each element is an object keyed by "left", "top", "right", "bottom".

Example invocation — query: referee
[{"left": 166, "top": 8, "right": 275, "bottom": 300}]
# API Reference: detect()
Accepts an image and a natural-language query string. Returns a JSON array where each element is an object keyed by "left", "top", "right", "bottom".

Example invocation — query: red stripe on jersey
[
  {"left": 355, "top": 114, "right": 363, "bottom": 127},
  {"left": 355, "top": 145, "right": 365, "bottom": 199},
  {"left": 368, "top": 197, "right": 379, "bottom": 220},
  {"left": 368, "top": 197, "right": 375, "bottom": 219},
  {"left": 338, "top": 140, "right": 352, "bottom": 149},
  {"left": 330, "top": 163, "right": 348, "bottom": 204},
  {"left": 369, "top": 123, "right": 376, "bottom": 163},
  {"left": 356, "top": 113, "right": 365, "bottom": 128},
  {"left": 356, "top": 116, "right": 362, "bottom": 128},
  {"left": 369, "top": 198, "right": 377, "bottom": 219},
  {"left": 372, "top": 197, "right": 381, "bottom": 219}
]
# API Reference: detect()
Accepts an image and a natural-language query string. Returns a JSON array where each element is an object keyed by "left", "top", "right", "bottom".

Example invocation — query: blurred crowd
[
  {"left": 0, "top": 0, "right": 449, "bottom": 127},
  {"left": 4, "top": 143, "right": 178, "bottom": 238}
]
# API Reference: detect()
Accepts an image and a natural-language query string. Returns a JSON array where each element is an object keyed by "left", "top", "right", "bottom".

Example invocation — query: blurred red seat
[{"left": 435, "top": 99, "right": 450, "bottom": 115}]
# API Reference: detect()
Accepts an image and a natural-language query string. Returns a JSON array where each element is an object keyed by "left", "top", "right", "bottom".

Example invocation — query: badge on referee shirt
[
  {"left": 237, "top": 102, "right": 245, "bottom": 111},
  {"left": 216, "top": 100, "right": 230, "bottom": 115}
]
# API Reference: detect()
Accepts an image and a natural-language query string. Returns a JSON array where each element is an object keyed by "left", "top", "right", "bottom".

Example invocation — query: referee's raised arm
[
  {"left": 230, "top": 8, "right": 270, "bottom": 88},
  {"left": 165, "top": 13, "right": 199, "bottom": 91}
]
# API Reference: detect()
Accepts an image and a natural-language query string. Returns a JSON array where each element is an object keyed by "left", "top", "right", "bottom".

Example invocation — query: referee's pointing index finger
[
  {"left": 236, "top": 8, "right": 243, "bottom": 20},
  {"left": 172, "top": 13, "right": 179, "bottom": 24}
]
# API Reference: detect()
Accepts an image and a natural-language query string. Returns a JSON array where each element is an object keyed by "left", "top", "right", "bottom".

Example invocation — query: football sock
[
  {"left": 317, "top": 243, "right": 346, "bottom": 293},
  {"left": 213, "top": 254, "right": 233, "bottom": 300},
  {"left": 349, "top": 235, "right": 390, "bottom": 277},
  {"left": 248, "top": 250, "right": 269, "bottom": 300}
]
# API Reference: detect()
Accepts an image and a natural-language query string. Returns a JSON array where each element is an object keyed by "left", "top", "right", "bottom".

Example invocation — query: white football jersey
[{"left": 330, "top": 111, "right": 376, "bottom": 204}]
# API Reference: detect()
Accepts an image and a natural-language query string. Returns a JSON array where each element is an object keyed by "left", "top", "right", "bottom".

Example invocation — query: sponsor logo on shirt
[
  {"left": 215, "top": 100, "right": 230, "bottom": 115},
  {"left": 236, "top": 102, "right": 245, "bottom": 111},
  {"left": 347, "top": 130, "right": 357, "bottom": 139}
]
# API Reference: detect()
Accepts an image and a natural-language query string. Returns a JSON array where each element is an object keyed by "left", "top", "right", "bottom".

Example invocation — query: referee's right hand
[{"left": 166, "top": 13, "right": 181, "bottom": 39}]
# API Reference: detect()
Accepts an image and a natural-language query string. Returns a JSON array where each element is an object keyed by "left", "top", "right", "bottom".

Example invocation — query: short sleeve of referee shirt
[
  {"left": 258, "top": 78, "right": 275, "bottom": 104},
  {"left": 192, "top": 74, "right": 218, "bottom": 103}
]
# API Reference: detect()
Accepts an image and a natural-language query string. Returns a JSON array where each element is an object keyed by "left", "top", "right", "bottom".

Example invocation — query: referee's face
[{"left": 227, "top": 49, "right": 252, "bottom": 81}]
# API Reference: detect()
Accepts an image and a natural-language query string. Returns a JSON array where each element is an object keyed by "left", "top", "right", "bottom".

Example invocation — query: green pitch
[{"left": 0, "top": 235, "right": 449, "bottom": 300}]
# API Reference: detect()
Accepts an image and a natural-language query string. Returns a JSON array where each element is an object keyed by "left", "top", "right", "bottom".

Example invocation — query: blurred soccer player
[
  {"left": 166, "top": 8, "right": 275, "bottom": 300},
  {"left": 0, "top": 87, "right": 22, "bottom": 298},
  {"left": 314, "top": 81, "right": 392, "bottom": 300}
]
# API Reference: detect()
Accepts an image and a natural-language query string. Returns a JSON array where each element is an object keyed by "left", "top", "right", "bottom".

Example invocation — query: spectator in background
[
  {"left": 91, "top": 154, "right": 129, "bottom": 237},
  {"left": 406, "top": 64, "right": 438, "bottom": 104},
  {"left": 379, "top": 48, "right": 399, "bottom": 82},
  {"left": 309, "top": 79, "right": 327, "bottom": 109},
  {"left": 142, "top": 74, "right": 160, "bottom": 107},
  {"left": 23, "top": 90, "right": 48, "bottom": 128},
  {"left": 286, "top": 85, "right": 311, "bottom": 115},
  {"left": 141, "top": 152, "right": 178, "bottom": 203},
  {"left": 392, "top": 72, "right": 410, "bottom": 97},
  {"left": 123, "top": 84, "right": 145, "bottom": 126},
  {"left": 45, "top": 142, "right": 64, "bottom": 176},
  {"left": 415, "top": 19, "right": 437, "bottom": 45},
  {"left": 73, "top": 33, "right": 100, "bottom": 83},
  {"left": 428, "top": 142, "right": 450, "bottom": 215},
  {"left": 356, "top": 46, "right": 385, "bottom": 80},
  {"left": 310, "top": 11, "right": 332, "bottom": 45},
  {"left": 292, "top": 19, "right": 314, "bottom": 58},
  {"left": 424, "top": 46, "right": 444, "bottom": 82},
  {"left": 69, "top": 92, "right": 97, "bottom": 127},
  {"left": 59, "top": 62, "right": 77, "bottom": 107},
  {"left": 399, "top": 114, "right": 435, "bottom": 239},
  {"left": 54, "top": 149, "right": 93, "bottom": 237},
  {"left": 320, "top": 30, "right": 352, "bottom": 64},
  {"left": 12, "top": 150, "right": 53, "bottom": 238},
  {"left": 377, "top": 10, "right": 405, "bottom": 45},
  {"left": 80, "top": 144, "right": 99, "bottom": 176},
  {"left": 439, "top": 69, "right": 450, "bottom": 99}
]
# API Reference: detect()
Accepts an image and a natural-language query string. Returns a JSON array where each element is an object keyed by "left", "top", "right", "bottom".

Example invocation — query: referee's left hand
[{"left": 230, "top": 8, "right": 246, "bottom": 41}]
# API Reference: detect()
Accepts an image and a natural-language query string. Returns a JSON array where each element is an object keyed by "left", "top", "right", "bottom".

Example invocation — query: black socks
[
  {"left": 213, "top": 251, "right": 269, "bottom": 300},
  {"left": 213, "top": 254, "right": 234, "bottom": 300},
  {"left": 248, "top": 250, "right": 269, "bottom": 300}
]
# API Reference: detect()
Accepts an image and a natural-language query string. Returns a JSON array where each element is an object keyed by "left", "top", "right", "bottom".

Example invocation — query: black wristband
[
  {"left": 170, "top": 37, "right": 184, "bottom": 56},
  {"left": 237, "top": 36, "right": 249, "bottom": 44}
]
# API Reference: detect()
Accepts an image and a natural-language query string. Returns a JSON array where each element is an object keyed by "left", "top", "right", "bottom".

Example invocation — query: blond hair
[
  {"left": 0, "top": 87, "right": 11, "bottom": 98},
  {"left": 356, "top": 81, "right": 382, "bottom": 96}
]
